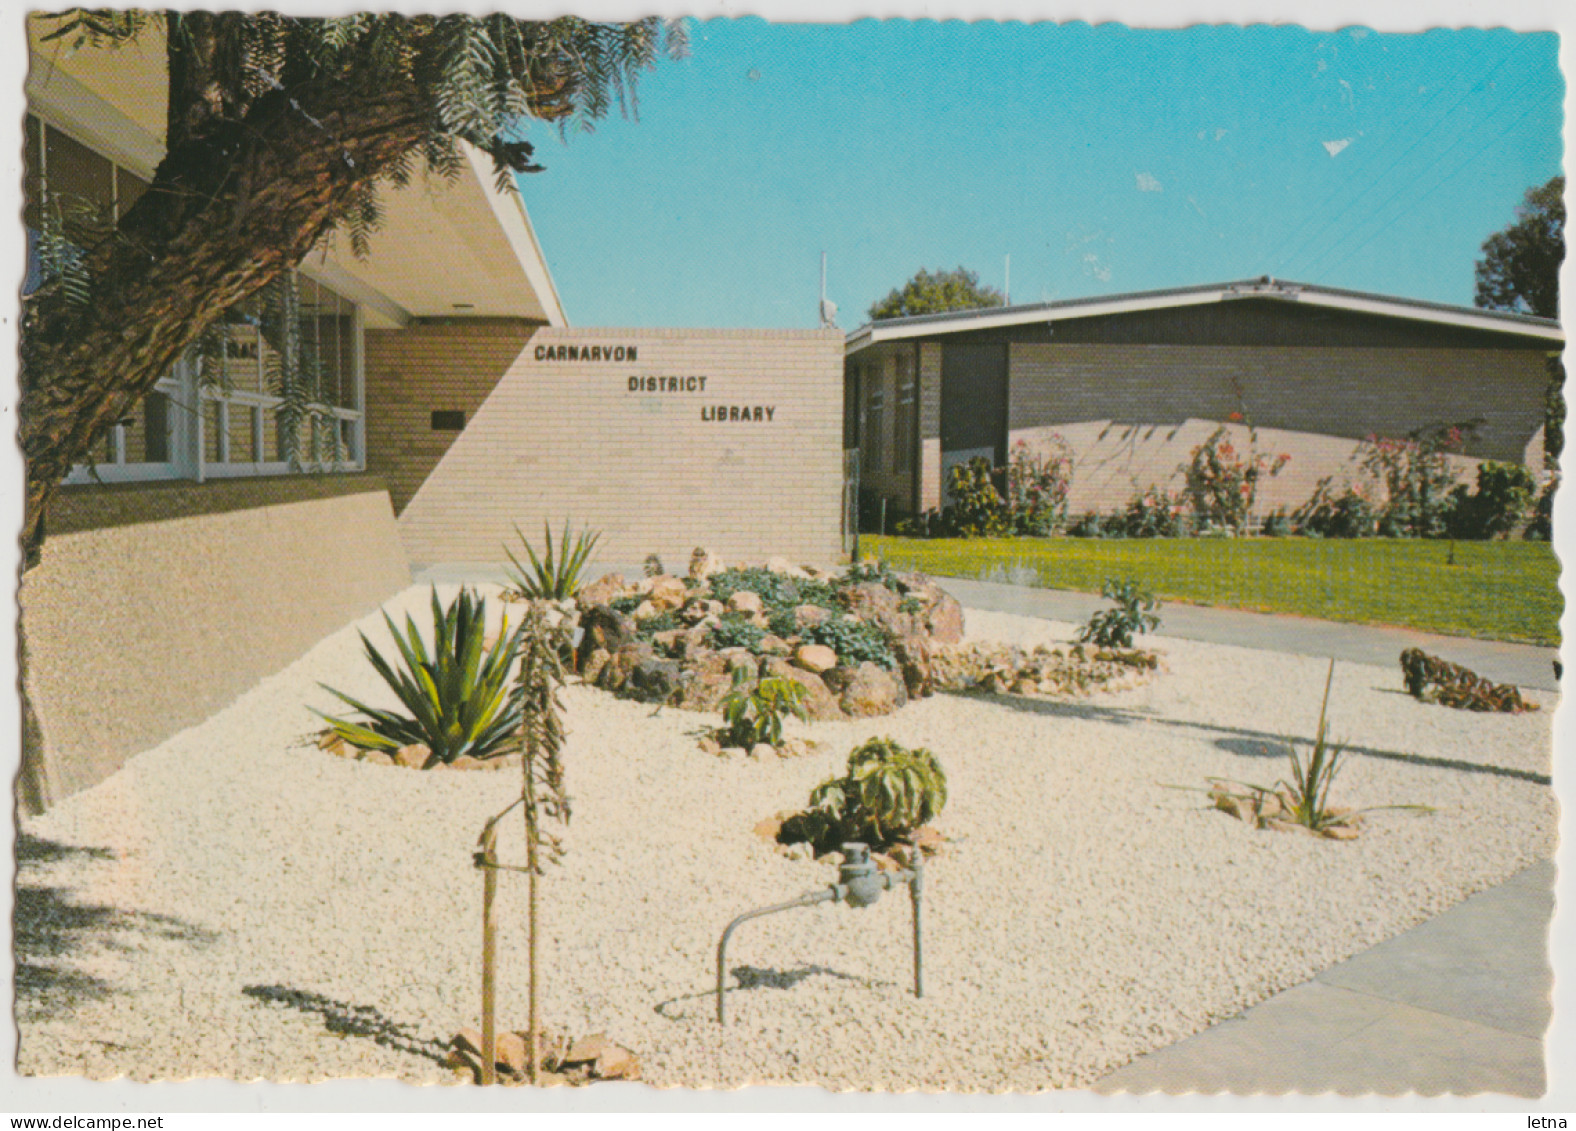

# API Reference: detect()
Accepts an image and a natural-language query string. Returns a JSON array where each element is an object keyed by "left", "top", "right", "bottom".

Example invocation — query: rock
[
  {"left": 651, "top": 628, "right": 685, "bottom": 654},
  {"left": 688, "top": 547, "right": 724, "bottom": 582},
  {"left": 678, "top": 598, "right": 722, "bottom": 625},
  {"left": 720, "top": 649, "right": 757, "bottom": 677},
  {"left": 1322, "top": 822, "right": 1362, "bottom": 841},
  {"left": 577, "top": 572, "right": 630, "bottom": 608},
  {"left": 753, "top": 814, "right": 784, "bottom": 839},
  {"left": 592, "top": 1044, "right": 639, "bottom": 1080},
  {"left": 720, "top": 746, "right": 748, "bottom": 759},
  {"left": 839, "top": 581, "right": 902, "bottom": 631},
  {"left": 647, "top": 575, "right": 690, "bottom": 611},
  {"left": 758, "top": 634, "right": 791, "bottom": 655},
  {"left": 778, "top": 736, "right": 812, "bottom": 758},
  {"left": 922, "top": 588, "right": 965, "bottom": 645},
  {"left": 394, "top": 743, "right": 432, "bottom": 769},
  {"left": 632, "top": 600, "right": 661, "bottom": 621},
  {"left": 577, "top": 605, "right": 636, "bottom": 666},
  {"left": 674, "top": 651, "right": 734, "bottom": 712},
  {"left": 494, "top": 1030, "right": 528, "bottom": 1078},
  {"left": 727, "top": 591, "right": 765, "bottom": 615},
  {"left": 750, "top": 742, "right": 775, "bottom": 760},
  {"left": 890, "top": 634, "right": 935, "bottom": 697},
  {"left": 580, "top": 647, "right": 611, "bottom": 686},
  {"left": 625, "top": 653, "right": 684, "bottom": 704},
  {"left": 698, "top": 735, "right": 723, "bottom": 757},
  {"left": 792, "top": 604, "right": 833, "bottom": 631},
  {"left": 763, "top": 657, "right": 844, "bottom": 721},
  {"left": 765, "top": 555, "right": 812, "bottom": 578},
  {"left": 794, "top": 644, "right": 838, "bottom": 674},
  {"left": 359, "top": 750, "right": 395, "bottom": 768},
  {"left": 564, "top": 1033, "right": 615, "bottom": 1067},
  {"left": 839, "top": 662, "right": 903, "bottom": 717},
  {"left": 601, "top": 642, "right": 656, "bottom": 692},
  {"left": 822, "top": 665, "right": 857, "bottom": 694}
]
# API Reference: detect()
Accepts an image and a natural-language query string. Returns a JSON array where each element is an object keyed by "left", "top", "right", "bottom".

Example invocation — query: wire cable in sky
[{"left": 1270, "top": 41, "right": 1527, "bottom": 278}]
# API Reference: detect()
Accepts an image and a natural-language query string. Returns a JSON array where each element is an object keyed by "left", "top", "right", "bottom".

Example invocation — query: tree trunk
[{"left": 20, "top": 72, "right": 427, "bottom": 561}]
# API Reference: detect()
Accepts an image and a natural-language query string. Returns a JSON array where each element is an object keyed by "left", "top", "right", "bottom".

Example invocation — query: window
[
  {"left": 866, "top": 370, "right": 886, "bottom": 472},
  {"left": 894, "top": 351, "right": 916, "bottom": 475},
  {"left": 32, "top": 115, "right": 367, "bottom": 489}
]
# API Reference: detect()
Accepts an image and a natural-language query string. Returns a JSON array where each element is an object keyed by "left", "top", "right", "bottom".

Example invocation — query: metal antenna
[
  {"left": 819, "top": 251, "right": 838, "bottom": 328},
  {"left": 1005, "top": 254, "right": 1011, "bottom": 305}
]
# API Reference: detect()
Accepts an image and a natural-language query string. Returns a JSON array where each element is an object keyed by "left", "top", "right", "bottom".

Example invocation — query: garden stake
[
  {"left": 477, "top": 825, "right": 499, "bottom": 1087},
  {"left": 715, "top": 842, "right": 925, "bottom": 1025}
]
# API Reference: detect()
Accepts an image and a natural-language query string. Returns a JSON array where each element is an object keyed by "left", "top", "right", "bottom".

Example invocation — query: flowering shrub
[
  {"left": 1117, "top": 485, "right": 1187, "bottom": 537},
  {"left": 1006, "top": 437, "right": 1074, "bottom": 535},
  {"left": 1358, "top": 422, "right": 1475, "bottom": 538},
  {"left": 1183, "top": 427, "right": 1290, "bottom": 532}
]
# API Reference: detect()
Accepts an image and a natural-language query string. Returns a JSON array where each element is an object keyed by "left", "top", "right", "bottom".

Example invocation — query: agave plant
[
  {"left": 505, "top": 521, "right": 601, "bottom": 601},
  {"left": 317, "top": 587, "right": 522, "bottom": 766},
  {"left": 805, "top": 737, "right": 949, "bottom": 848}
]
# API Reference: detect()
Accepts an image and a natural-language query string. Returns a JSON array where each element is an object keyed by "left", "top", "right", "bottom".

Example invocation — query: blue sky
[{"left": 515, "top": 20, "right": 1563, "bottom": 330}]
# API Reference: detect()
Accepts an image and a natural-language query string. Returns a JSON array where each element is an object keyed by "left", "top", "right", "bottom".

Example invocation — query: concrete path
[
  {"left": 937, "top": 576, "right": 1562, "bottom": 693},
  {"left": 1093, "top": 859, "right": 1555, "bottom": 1097}
]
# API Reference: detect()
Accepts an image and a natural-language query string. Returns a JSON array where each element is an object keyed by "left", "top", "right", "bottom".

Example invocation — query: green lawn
[{"left": 863, "top": 535, "right": 1562, "bottom": 646}]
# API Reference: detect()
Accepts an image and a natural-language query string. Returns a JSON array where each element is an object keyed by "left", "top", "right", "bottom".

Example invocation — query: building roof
[
  {"left": 844, "top": 277, "right": 1563, "bottom": 354},
  {"left": 25, "top": 18, "right": 567, "bottom": 329}
]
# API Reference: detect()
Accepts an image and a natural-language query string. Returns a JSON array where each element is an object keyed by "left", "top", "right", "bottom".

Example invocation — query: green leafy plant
[
  {"left": 841, "top": 556, "right": 906, "bottom": 591},
  {"left": 793, "top": 737, "right": 948, "bottom": 850},
  {"left": 1076, "top": 578, "right": 1161, "bottom": 649},
  {"left": 506, "top": 520, "right": 601, "bottom": 600},
  {"left": 1006, "top": 437, "right": 1074, "bottom": 535},
  {"left": 804, "top": 615, "right": 897, "bottom": 669},
  {"left": 317, "top": 587, "right": 521, "bottom": 766},
  {"left": 719, "top": 668, "right": 809, "bottom": 748},
  {"left": 708, "top": 614, "right": 768, "bottom": 653},
  {"left": 706, "top": 566, "right": 803, "bottom": 610},
  {"left": 1183, "top": 426, "right": 1290, "bottom": 532},
  {"left": 1116, "top": 485, "right": 1186, "bottom": 538},
  {"left": 1293, "top": 476, "right": 1376, "bottom": 538},
  {"left": 767, "top": 607, "right": 800, "bottom": 638},
  {"left": 942, "top": 456, "right": 1009, "bottom": 537},
  {"left": 1358, "top": 422, "right": 1479, "bottom": 538},
  {"left": 1445, "top": 461, "right": 1536, "bottom": 540}
]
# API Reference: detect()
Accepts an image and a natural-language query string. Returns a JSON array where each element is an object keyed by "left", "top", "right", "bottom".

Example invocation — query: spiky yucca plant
[
  {"left": 317, "top": 587, "right": 521, "bottom": 766},
  {"left": 505, "top": 521, "right": 602, "bottom": 601}
]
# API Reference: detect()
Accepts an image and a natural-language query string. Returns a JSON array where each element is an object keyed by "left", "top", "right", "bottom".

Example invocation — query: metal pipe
[
  {"left": 716, "top": 888, "right": 837, "bottom": 1025},
  {"left": 909, "top": 845, "right": 924, "bottom": 999}
]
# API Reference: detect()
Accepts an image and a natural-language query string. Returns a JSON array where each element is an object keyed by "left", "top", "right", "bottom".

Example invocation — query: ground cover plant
[
  {"left": 316, "top": 586, "right": 521, "bottom": 767},
  {"left": 864, "top": 535, "right": 1559, "bottom": 645}
]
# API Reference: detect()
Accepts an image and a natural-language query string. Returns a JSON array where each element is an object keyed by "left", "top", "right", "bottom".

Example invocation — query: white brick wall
[{"left": 396, "top": 327, "right": 846, "bottom": 565}]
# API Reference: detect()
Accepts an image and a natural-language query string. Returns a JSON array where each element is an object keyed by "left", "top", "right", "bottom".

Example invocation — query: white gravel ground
[{"left": 16, "top": 584, "right": 1557, "bottom": 1091}]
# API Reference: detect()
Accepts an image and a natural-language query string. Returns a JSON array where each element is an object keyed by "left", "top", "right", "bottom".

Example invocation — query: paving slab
[{"left": 1092, "top": 859, "right": 1554, "bottom": 1097}]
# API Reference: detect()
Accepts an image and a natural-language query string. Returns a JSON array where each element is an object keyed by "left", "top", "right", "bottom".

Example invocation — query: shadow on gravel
[
  {"left": 14, "top": 833, "right": 219, "bottom": 1023},
  {"left": 653, "top": 964, "right": 879, "bottom": 1021},
  {"left": 980, "top": 693, "right": 1553, "bottom": 786},
  {"left": 242, "top": 985, "right": 449, "bottom": 1063}
]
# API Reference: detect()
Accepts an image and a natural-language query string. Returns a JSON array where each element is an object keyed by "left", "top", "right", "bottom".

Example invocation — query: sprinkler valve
[{"left": 715, "top": 840, "right": 926, "bottom": 1025}]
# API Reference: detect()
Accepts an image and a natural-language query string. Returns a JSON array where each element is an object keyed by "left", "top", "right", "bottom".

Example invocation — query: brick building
[
  {"left": 19, "top": 22, "right": 842, "bottom": 811},
  {"left": 843, "top": 278, "right": 1563, "bottom": 522}
]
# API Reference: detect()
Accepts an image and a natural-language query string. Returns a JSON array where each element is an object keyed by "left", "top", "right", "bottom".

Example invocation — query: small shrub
[
  {"left": 1525, "top": 474, "right": 1556, "bottom": 541},
  {"left": 1076, "top": 578, "right": 1160, "bottom": 649},
  {"left": 766, "top": 607, "right": 800, "bottom": 639},
  {"left": 893, "top": 509, "right": 943, "bottom": 538},
  {"left": 719, "top": 668, "right": 809, "bottom": 748},
  {"left": 506, "top": 521, "right": 601, "bottom": 600},
  {"left": 1006, "top": 437, "right": 1074, "bottom": 535},
  {"left": 1293, "top": 476, "right": 1375, "bottom": 538},
  {"left": 1182, "top": 427, "right": 1289, "bottom": 532},
  {"left": 1258, "top": 508, "right": 1292, "bottom": 537},
  {"left": 633, "top": 610, "right": 679, "bottom": 638},
  {"left": 609, "top": 594, "right": 642, "bottom": 615},
  {"left": 1116, "top": 485, "right": 1186, "bottom": 538},
  {"left": 1444, "top": 461, "right": 1536, "bottom": 539},
  {"left": 804, "top": 615, "right": 897, "bottom": 669},
  {"left": 797, "top": 737, "right": 948, "bottom": 850},
  {"left": 708, "top": 614, "right": 768, "bottom": 653},
  {"left": 1067, "top": 510, "right": 1106, "bottom": 538},
  {"left": 317, "top": 587, "right": 521, "bottom": 766},
  {"left": 944, "top": 456, "right": 1009, "bottom": 537},
  {"left": 642, "top": 553, "right": 665, "bottom": 578}
]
